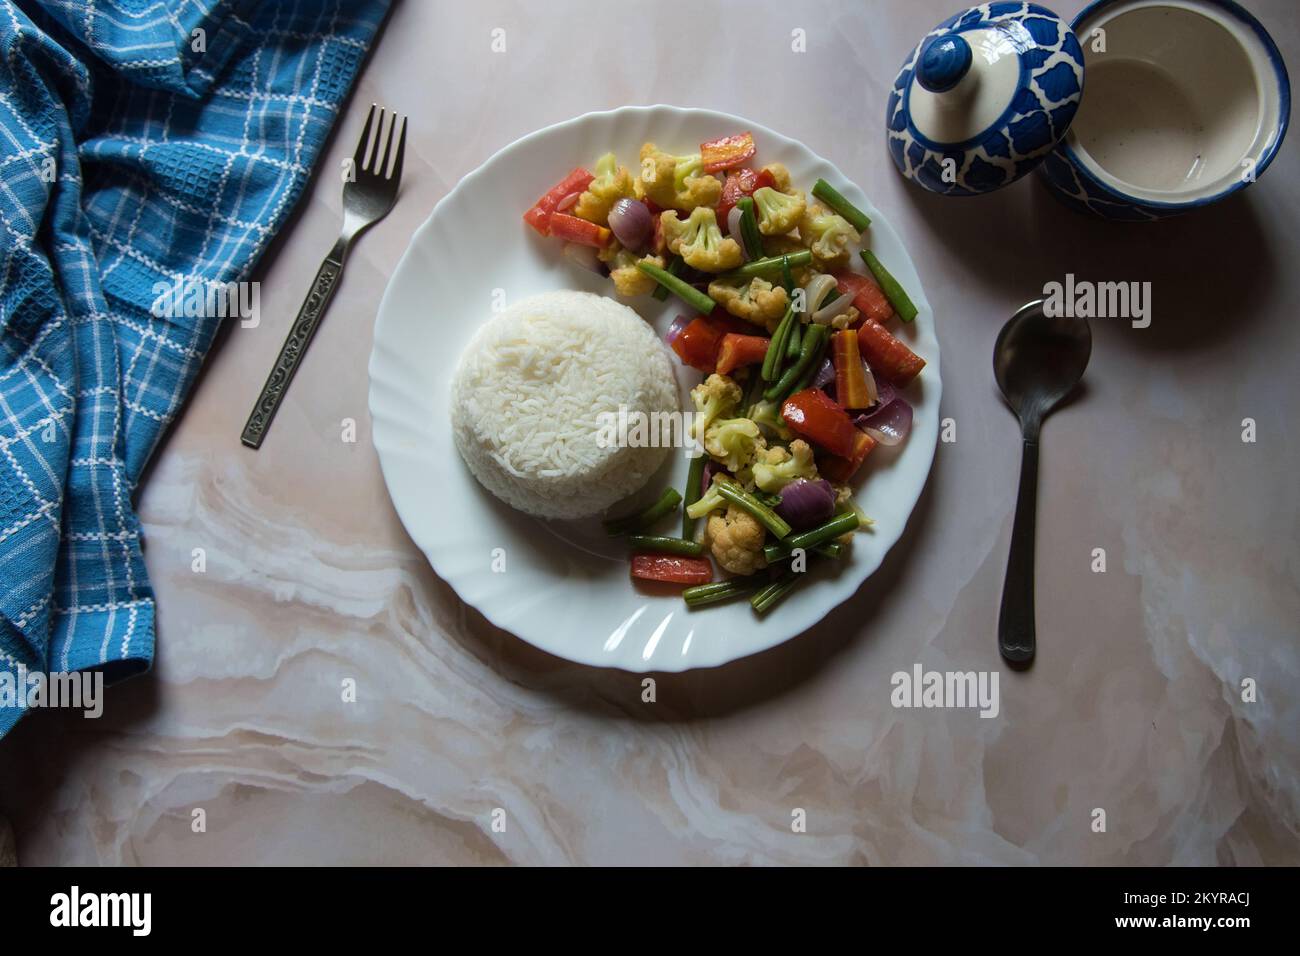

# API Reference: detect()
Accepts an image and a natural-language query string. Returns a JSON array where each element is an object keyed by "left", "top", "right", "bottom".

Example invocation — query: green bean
[
  {"left": 761, "top": 303, "right": 796, "bottom": 382},
  {"left": 781, "top": 254, "right": 795, "bottom": 293},
  {"left": 812, "top": 178, "right": 872, "bottom": 233},
  {"left": 681, "top": 454, "right": 706, "bottom": 539},
  {"left": 766, "top": 541, "right": 845, "bottom": 563},
  {"left": 716, "top": 480, "right": 792, "bottom": 539},
  {"left": 637, "top": 261, "right": 715, "bottom": 314},
  {"left": 789, "top": 327, "right": 830, "bottom": 395},
  {"left": 763, "top": 511, "right": 859, "bottom": 561},
  {"left": 764, "top": 323, "right": 828, "bottom": 402},
  {"left": 684, "top": 578, "right": 761, "bottom": 609},
  {"left": 651, "top": 256, "right": 684, "bottom": 301},
  {"left": 736, "top": 197, "right": 763, "bottom": 260},
  {"left": 785, "top": 318, "right": 802, "bottom": 360},
  {"left": 860, "top": 249, "right": 918, "bottom": 323},
  {"left": 725, "top": 250, "right": 813, "bottom": 280},
  {"left": 816, "top": 541, "right": 845, "bottom": 560},
  {"left": 603, "top": 488, "right": 682, "bottom": 536},
  {"left": 751, "top": 568, "right": 805, "bottom": 615},
  {"left": 627, "top": 535, "right": 705, "bottom": 557}
]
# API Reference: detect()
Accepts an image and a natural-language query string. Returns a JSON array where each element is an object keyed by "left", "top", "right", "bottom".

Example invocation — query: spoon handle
[{"left": 999, "top": 436, "right": 1039, "bottom": 664}]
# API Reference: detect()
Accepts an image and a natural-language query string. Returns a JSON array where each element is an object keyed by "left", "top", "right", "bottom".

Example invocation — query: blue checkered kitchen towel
[{"left": 0, "top": 0, "right": 388, "bottom": 738}]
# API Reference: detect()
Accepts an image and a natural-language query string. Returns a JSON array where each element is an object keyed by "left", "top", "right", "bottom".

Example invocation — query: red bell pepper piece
[
  {"left": 832, "top": 330, "right": 872, "bottom": 409},
  {"left": 817, "top": 430, "right": 877, "bottom": 482},
  {"left": 832, "top": 270, "right": 895, "bottom": 325},
  {"left": 706, "top": 306, "right": 760, "bottom": 336},
  {"left": 781, "top": 388, "right": 861, "bottom": 459},
  {"left": 670, "top": 316, "right": 726, "bottom": 372},
  {"left": 651, "top": 211, "right": 668, "bottom": 256},
  {"left": 857, "top": 319, "right": 925, "bottom": 386},
  {"left": 701, "top": 132, "right": 757, "bottom": 174},
  {"left": 523, "top": 167, "right": 594, "bottom": 236},
  {"left": 547, "top": 212, "right": 611, "bottom": 249},
  {"left": 715, "top": 333, "right": 771, "bottom": 376},
  {"left": 631, "top": 554, "right": 713, "bottom": 586},
  {"left": 716, "top": 167, "right": 776, "bottom": 225}
]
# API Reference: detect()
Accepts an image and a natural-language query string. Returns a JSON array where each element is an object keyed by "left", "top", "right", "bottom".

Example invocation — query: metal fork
[{"left": 241, "top": 104, "right": 407, "bottom": 449}]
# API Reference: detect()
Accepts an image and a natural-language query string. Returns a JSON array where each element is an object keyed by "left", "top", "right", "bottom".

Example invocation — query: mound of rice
[{"left": 450, "top": 290, "right": 679, "bottom": 520}]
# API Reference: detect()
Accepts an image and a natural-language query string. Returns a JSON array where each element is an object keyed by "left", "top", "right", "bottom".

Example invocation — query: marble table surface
[{"left": 1, "top": 0, "right": 1297, "bottom": 866}]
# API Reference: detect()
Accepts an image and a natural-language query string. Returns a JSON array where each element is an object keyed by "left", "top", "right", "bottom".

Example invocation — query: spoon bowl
[
  {"left": 993, "top": 301, "right": 1091, "bottom": 665},
  {"left": 995, "top": 301, "right": 1092, "bottom": 436}
]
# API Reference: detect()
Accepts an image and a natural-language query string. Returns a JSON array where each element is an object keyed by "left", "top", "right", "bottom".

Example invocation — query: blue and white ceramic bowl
[
  {"left": 1039, "top": 0, "right": 1291, "bottom": 220},
  {"left": 887, "top": 2, "right": 1086, "bottom": 195}
]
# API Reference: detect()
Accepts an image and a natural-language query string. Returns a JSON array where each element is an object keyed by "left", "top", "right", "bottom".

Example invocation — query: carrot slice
[{"left": 856, "top": 320, "right": 925, "bottom": 386}]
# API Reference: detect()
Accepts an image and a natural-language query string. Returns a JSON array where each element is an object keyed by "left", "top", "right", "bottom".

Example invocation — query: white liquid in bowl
[{"left": 1065, "top": 1, "right": 1271, "bottom": 203}]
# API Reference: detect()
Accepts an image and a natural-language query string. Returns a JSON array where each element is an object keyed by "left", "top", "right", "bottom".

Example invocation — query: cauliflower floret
[
  {"left": 800, "top": 202, "right": 857, "bottom": 270},
  {"left": 689, "top": 373, "right": 742, "bottom": 448},
  {"left": 704, "top": 417, "right": 766, "bottom": 474},
  {"left": 831, "top": 482, "right": 853, "bottom": 508},
  {"left": 752, "top": 186, "right": 807, "bottom": 236},
  {"left": 752, "top": 439, "right": 818, "bottom": 493},
  {"left": 828, "top": 305, "right": 859, "bottom": 330},
  {"left": 660, "top": 207, "right": 743, "bottom": 273},
  {"left": 762, "top": 162, "right": 792, "bottom": 192},
  {"left": 809, "top": 298, "right": 861, "bottom": 330},
  {"left": 609, "top": 251, "right": 663, "bottom": 297},
  {"left": 706, "top": 503, "right": 767, "bottom": 575},
  {"left": 686, "top": 474, "right": 727, "bottom": 519},
  {"left": 574, "top": 151, "right": 634, "bottom": 225},
  {"left": 707, "top": 276, "right": 789, "bottom": 331},
  {"left": 635, "top": 143, "right": 723, "bottom": 211},
  {"left": 748, "top": 399, "right": 793, "bottom": 440}
]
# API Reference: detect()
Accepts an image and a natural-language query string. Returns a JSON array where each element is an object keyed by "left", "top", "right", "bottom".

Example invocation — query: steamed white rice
[{"left": 450, "top": 290, "right": 678, "bottom": 520}]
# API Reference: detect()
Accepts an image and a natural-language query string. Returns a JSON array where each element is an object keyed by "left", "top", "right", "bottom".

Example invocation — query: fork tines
[{"left": 354, "top": 103, "right": 407, "bottom": 181}]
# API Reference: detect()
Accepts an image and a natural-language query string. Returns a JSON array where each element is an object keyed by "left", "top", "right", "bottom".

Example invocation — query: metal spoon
[{"left": 993, "top": 301, "right": 1092, "bottom": 666}]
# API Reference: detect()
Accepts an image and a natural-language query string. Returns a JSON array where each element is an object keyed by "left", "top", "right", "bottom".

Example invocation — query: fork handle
[
  {"left": 241, "top": 249, "right": 345, "bottom": 449},
  {"left": 998, "top": 435, "right": 1039, "bottom": 665}
]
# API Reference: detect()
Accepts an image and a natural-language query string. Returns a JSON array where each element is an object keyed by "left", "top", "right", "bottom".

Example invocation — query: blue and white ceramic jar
[
  {"left": 1037, "top": 0, "right": 1290, "bottom": 220},
  {"left": 889, "top": 0, "right": 1291, "bottom": 218},
  {"left": 887, "top": 2, "right": 1086, "bottom": 196}
]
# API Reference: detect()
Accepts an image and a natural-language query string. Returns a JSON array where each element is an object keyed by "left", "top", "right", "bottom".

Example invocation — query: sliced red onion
[
  {"left": 802, "top": 274, "right": 837, "bottom": 315},
  {"left": 562, "top": 242, "right": 604, "bottom": 275},
  {"left": 608, "top": 198, "right": 652, "bottom": 251},
  {"left": 812, "top": 357, "right": 835, "bottom": 392},
  {"left": 775, "top": 478, "right": 836, "bottom": 530},
  {"left": 812, "top": 293, "right": 857, "bottom": 325},
  {"left": 556, "top": 191, "right": 581, "bottom": 212},
  {"left": 726, "top": 206, "right": 749, "bottom": 261},
  {"left": 871, "top": 372, "right": 897, "bottom": 409},
  {"left": 666, "top": 314, "right": 691, "bottom": 346},
  {"left": 860, "top": 361, "right": 879, "bottom": 408},
  {"left": 700, "top": 460, "right": 720, "bottom": 496},
  {"left": 855, "top": 397, "right": 913, "bottom": 446}
]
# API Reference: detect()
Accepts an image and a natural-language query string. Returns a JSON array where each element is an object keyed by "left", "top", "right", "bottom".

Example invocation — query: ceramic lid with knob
[{"left": 887, "top": 1, "right": 1085, "bottom": 196}]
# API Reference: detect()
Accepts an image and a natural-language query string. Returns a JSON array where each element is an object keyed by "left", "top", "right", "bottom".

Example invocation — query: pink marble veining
[{"left": 0, "top": 0, "right": 1296, "bottom": 866}]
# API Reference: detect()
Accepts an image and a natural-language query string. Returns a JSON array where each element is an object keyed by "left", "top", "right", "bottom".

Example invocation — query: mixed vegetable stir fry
[{"left": 523, "top": 131, "right": 926, "bottom": 615}]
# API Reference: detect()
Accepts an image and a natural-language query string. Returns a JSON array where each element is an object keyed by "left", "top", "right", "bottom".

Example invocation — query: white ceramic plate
[{"left": 369, "top": 105, "right": 940, "bottom": 672}]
